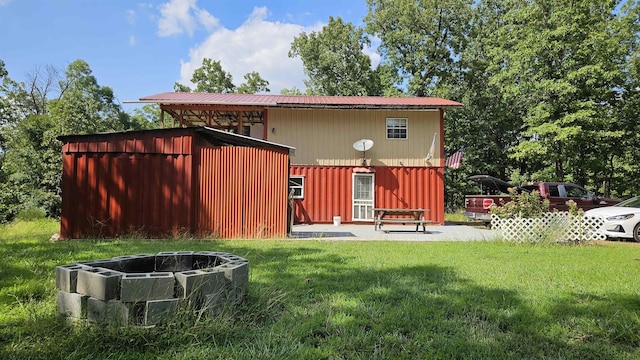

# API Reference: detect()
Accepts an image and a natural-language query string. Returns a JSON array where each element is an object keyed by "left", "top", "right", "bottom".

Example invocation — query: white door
[{"left": 352, "top": 174, "right": 374, "bottom": 221}]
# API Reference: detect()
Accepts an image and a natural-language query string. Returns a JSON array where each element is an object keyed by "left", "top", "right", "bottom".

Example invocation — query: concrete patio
[{"left": 290, "top": 223, "right": 499, "bottom": 242}]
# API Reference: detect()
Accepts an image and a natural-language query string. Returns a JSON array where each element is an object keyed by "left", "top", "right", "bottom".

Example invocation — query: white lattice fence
[{"left": 491, "top": 213, "right": 606, "bottom": 243}]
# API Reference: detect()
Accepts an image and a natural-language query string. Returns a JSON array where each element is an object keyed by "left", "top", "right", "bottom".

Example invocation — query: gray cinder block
[
  {"left": 76, "top": 267, "right": 123, "bottom": 301},
  {"left": 218, "top": 262, "right": 249, "bottom": 304},
  {"left": 86, "top": 297, "right": 130, "bottom": 325},
  {"left": 120, "top": 272, "right": 175, "bottom": 302},
  {"left": 57, "top": 291, "right": 88, "bottom": 318},
  {"left": 174, "top": 268, "right": 226, "bottom": 304},
  {"left": 155, "top": 251, "right": 194, "bottom": 272},
  {"left": 145, "top": 298, "right": 179, "bottom": 325},
  {"left": 55, "top": 264, "right": 92, "bottom": 292},
  {"left": 76, "top": 258, "right": 121, "bottom": 271}
]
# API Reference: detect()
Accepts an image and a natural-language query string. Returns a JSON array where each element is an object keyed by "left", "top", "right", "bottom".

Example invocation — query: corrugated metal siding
[
  {"left": 60, "top": 152, "right": 193, "bottom": 238},
  {"left": 62, "top": 129, "right": 193, "bottom": 155},
  {"left": 268, "top": 108, "right": 442, "bottom": 167},
  {"left": 196, "top": 146, "right": 289, "bottom": 238},
  {"left": 60, "top": 130, "right": 195, "bottom": 239},
  {"left": 291, "top": 166, "right": 444, "bottom": 224}
]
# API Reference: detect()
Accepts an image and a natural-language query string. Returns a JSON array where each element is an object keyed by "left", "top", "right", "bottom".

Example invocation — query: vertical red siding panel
[
  {"left": 183, "top": 148, "right": 193, "bottom": 233},
  {"left": 164, "top": 155, "right": 173, "bottom": 234},
  {"left": 96, "top": 154, "right": 109, "bottom": 234},
  {"left": 290, "top": 165, "right": 444, "bottom": 225},
  {"left": 61, "top": 129, "right": 286, "bottom": 239},
  {"left": 108, "top": 155, "right": 121, "bottom": 236},
  {"left": 60, "top": 153, "right": 73, "bottom": 238}
]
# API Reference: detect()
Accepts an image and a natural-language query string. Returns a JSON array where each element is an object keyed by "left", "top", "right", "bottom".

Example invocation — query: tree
[
  {"left": 365, "top": 0, "right": 473, "bottom": 97},
  {"left": 173, "top": 82, "right": 191, "bottom": 92},
  {"left": 191, "top": 58, "right": 236, "bottom": 93},
  {"left": 280, "top": 87, "right": 304, "bottom": 95},
  {"left": 436, "top": 0, "right": 524, "bottom": 209},
  {"left": 237, "top": 71, "right": 270, "bottom": 94},
  {"left": 0, "top": 59, "right": 134, "bottom": 220},
  {"left": 174, "top": 58, "right": 271, "bottom": 95},
  {"left": 130, "top": 104, "right": 169, "bottom": 129},
  {"left": 488, "top": 0, "right": 631, "bottom": 190},
  {"left": 289, "top": 16, "right": 381, "bottom": 96}
]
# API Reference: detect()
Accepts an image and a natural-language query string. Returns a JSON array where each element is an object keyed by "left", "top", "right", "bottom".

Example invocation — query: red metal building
[
  {"left": 59, "top": 127, "right": 293, "bottom": 239},
  {"left": 133, "top": 93, "right": 463, "bottom": 226}
]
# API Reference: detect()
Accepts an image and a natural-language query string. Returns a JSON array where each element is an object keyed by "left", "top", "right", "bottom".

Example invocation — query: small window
[
  {"left": 289, "top": 176, "right": 304, "bottom": 199},
  {"left": 386, "top": 118, "right": 408, "bottom": 139},
  {"left": 565, "top": 185, "right": 587, "bottom": 199}
]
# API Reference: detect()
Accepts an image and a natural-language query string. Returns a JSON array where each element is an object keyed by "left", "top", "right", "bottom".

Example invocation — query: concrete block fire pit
[{"left": 56, "top": 251, "right": 249, "bottom": 326}]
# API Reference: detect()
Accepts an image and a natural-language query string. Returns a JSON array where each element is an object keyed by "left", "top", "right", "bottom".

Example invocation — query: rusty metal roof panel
[{"left": 135, "top": 92, "right": 462, "bottom": 108}]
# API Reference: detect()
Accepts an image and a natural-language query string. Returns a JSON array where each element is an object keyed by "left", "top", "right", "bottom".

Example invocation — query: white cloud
[
  {"left": 157, "top": 0, "right": 219, "bottom": 37},
  {"left": 126, "top": 9, "right": 136, "bottom": 25},
  {"left": 364, "top": 36, "right": 381, "bottom": 69},
  {"left": 129, "top": 35, "right": 136, "bottom": 47},
  {"left": 177, "top": 7, "right": 323, "bottom": 94},
  {"left": 0, "top": 0, "right": 11, "bottom": 6}
]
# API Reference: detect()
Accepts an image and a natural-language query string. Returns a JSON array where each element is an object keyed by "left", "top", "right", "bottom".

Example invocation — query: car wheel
[{"left": 634, "top": 223, "right": 640, "bottom": 242}]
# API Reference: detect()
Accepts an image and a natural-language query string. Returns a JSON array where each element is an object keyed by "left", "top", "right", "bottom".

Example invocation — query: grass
[{"left": 2, "top": 219, "right": 640, "bottom": 359}]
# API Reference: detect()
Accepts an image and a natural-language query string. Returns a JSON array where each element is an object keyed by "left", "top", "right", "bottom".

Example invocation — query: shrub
[{"left": 489, "top": 188, "right": 550, "bottom": 219}]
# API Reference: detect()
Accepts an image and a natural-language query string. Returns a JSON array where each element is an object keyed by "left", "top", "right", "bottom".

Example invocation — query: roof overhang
[{"left": 126, "top": 92, "right": 464, "bottom": 110}]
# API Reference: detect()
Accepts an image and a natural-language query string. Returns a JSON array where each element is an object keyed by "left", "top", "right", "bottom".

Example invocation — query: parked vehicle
[
  {"left": 464, "top": 175, "right": 619, "bottom": 222},
  {"left": 585, "top": 196, "right": 640, "bottom": 241}
]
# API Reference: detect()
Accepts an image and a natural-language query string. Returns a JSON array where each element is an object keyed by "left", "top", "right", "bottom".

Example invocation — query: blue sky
[{"left": 0, "top": 0, "right": 371, "bottom": 111}]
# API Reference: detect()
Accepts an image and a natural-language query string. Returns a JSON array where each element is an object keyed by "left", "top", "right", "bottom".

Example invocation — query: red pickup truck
[{"left": 463, "top": 175, "right": 619, "bottom": 222}]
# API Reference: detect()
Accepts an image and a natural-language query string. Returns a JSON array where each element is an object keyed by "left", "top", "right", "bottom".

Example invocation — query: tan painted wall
[{"left": 267, "top": 108, "right": 442, "bottom": 167}]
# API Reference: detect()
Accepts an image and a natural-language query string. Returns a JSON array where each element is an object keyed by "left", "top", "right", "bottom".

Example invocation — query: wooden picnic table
[{"left": 373, "top": 208, "right": 432, "bottom": 233}]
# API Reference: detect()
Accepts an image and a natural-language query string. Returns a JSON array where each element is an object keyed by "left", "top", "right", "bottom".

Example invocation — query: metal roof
[
  {"left": 132, "top": 92, "right": 463, "bottom": 109},
  {"left": 58, "top": 127, "right": 295, "bottom": 156},
  {"left": 197, "top": 127, "right": 295, "bottom": 156}
]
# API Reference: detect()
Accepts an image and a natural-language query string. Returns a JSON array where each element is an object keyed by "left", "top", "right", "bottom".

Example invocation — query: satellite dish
[
  {"left": 353, "top": 139, "right": 374, "bottom": 166},
  {"left": 353, "top": 139, "right": 374, "bottom": 152}
]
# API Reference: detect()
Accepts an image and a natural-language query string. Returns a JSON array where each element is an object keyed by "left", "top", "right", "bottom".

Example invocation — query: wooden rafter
[{"left": 159, "top": 104, "right": 266, "bottom": 128}]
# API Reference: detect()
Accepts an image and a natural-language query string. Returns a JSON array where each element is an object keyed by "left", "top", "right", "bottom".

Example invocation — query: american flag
[{"left": 445, "top": 148, "right": 465, "bottom": 169}]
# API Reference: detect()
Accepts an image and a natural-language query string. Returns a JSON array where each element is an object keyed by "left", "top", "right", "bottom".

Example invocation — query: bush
[
  {"left": 489, "top": 188, "right": 550, "bottom": 219},
  {"left": 16, "top": 206, "right": 47, "bottom": 221}
]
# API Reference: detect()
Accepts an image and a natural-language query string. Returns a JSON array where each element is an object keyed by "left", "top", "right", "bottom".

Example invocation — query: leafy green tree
[
  {"left": 289, "top": 16, "right": 381, "bottom": 96},
  {"left": 191, "top": 58, "right": 236, "bottom": 93},
  {"left": 0, "top": 59, "right": 134, "bottom": 220},
  {"left": 488, "top": 0, "right": 632, "bottom": 190},
  {"left": 130, "top": 104, "right": 169, "bottom": 129},
  {"left": 611, "top": 1, "right": 640, "bottom": 197},
  {"left": 237, "top": 71, "right": 270, "bottom": 94},
  {"left": 436, "top": 0, "right": 523, "bottom": 209},
  {"left": 173, "top": 82, "right": 192, "bottom": 92},
  {"left": 280, "top": 87, "right": 304, "bottom": 95},
  {"left": 365, "top": 0, "right": 473, "bottom": 97},
  {"left": 174, "top": 58, "right": 270, "bottom": 95}
]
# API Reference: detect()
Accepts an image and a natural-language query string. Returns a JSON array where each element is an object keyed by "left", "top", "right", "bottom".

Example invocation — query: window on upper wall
[
  {"left": 386, "top": 118, "right": 408, "bottom": 139},
  {"left": 289, "top": 176, "right": 304, "bottom": 199}
]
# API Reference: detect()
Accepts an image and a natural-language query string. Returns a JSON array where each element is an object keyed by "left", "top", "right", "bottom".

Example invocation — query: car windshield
[{"left": 615, "top": 196, "right": 640, "bottom": 208}]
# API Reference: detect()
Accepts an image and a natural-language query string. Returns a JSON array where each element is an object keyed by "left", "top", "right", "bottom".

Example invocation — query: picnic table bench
[{"left": 373, "top": 208, "right": 432, "bottom": 233}]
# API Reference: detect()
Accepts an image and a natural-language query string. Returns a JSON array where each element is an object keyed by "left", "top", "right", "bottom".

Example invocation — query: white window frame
[
  {"left": 386, "top": 118, "right": 408, "bottom": 140},
  {"left": 289, "top": 176, "right": 304, "bottom": 199}
]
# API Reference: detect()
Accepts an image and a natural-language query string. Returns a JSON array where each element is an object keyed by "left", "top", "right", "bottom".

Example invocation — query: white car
[{"left": 585, "top": 196, "right": 640, "bottom": 241}]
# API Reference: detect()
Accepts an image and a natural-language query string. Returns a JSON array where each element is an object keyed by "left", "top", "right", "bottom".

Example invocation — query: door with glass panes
[{"left": 352, "top": 174, "right": 374, "bottom": 221}]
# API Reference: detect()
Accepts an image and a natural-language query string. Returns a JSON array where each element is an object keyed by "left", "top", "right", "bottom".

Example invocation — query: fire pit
[{"left": 56, "top": 251, "right": 249, "bottom": 325}]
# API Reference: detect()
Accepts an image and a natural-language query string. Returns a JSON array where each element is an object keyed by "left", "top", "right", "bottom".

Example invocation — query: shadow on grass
[{"left": 1, "top": 242, "right": 640, "bottom": 359}]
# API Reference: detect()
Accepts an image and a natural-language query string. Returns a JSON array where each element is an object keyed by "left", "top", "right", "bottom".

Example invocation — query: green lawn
[{"left": 1, "top": 219, "right": 640, "bottom": 359}]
